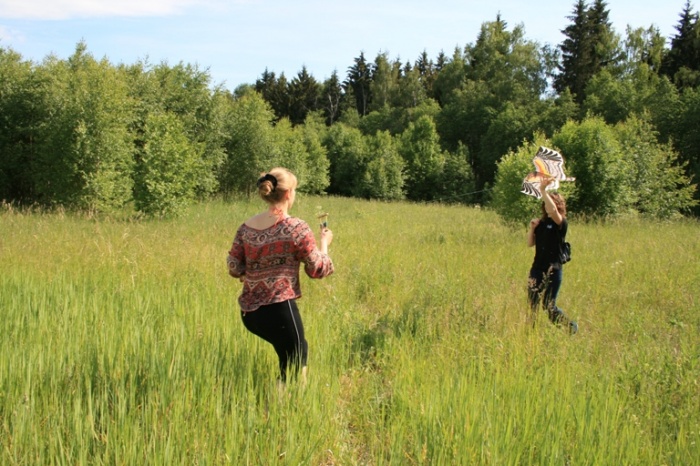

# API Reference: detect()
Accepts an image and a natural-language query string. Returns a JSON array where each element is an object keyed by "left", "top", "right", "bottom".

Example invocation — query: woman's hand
[
  {"left": 540, "top": 176, "right": 554, "bottom": 190},
  {"left": 540, "top": 176, "right": 564, "bottom": 225},
  {"left": 320, "top": 228, "right": 333, "bottom": 254}
]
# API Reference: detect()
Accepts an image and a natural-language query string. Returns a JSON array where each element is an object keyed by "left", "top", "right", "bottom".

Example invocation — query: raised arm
[
  {"left": 294, "top": 222, "right": 334, "bottom": 279},
  {"left": 541, "top": 177, "right": 563, "bottom": 225}
]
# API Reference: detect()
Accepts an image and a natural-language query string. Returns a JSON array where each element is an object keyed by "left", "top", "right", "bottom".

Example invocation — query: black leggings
[{"left": 241, "top": 299, "right": 308, "bottom": 382}]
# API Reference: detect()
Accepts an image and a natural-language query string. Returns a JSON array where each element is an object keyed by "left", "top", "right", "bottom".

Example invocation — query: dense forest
[{"left": 1, "top": 0, "right": 699, "bottom": 218}]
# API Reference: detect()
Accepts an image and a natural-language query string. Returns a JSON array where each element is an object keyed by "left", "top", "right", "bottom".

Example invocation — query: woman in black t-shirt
[{"left": 526, "top": 177, "right": 578, "bottom": 334}]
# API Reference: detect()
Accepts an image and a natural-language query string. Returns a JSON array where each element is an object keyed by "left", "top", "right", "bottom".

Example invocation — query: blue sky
[{"left": 0, "top": 0, "right": 691, "bottom": 91}]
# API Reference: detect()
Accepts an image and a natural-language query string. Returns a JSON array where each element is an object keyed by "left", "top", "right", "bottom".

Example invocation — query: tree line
[{"left": 1, "top": 0, "right": 699, "bottom": 219}]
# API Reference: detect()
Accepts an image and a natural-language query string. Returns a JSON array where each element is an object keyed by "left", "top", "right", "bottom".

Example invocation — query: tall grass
[{"left": 1, "top": 197, "right": 698, "bottom": 464}]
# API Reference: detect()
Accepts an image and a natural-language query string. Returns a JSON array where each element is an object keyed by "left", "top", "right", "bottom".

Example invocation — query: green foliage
[
  {"left": 345, "top": 52, "right": 372, "bottom": 116},
  {"left": 407, "top": 98, "right": 441, "bottom": 125},
  {"left": 661, "top": 1, "right": 700, "bottom": 89},
  {"left": 399, "top": 115, "right": 446, "bottom": 201},
  {"left": 324, "top": 123, "right": 368, "bottom": 197},
  {"left": 431, "top": 47, "right": 466, "bottom": 106},
  {"left": 437, "top": 18, "right": 552, "bottom": 192},
  {"left": 478, "top": 102, "right": 535, "bottom": 186},
  {"left": 272, "top": 117, "right": 331, "bottom": 195},
  {"left": 556, "top": 0, "right": 623, "bottom": 103},
  {"left": 436, "top": 79, "right": 492, "bottom": 154},
  {"left": 337, "top": 105, "right": 361, "bottom": 128},
  {"left": 324, "top": 124, "right": 404, "bottom": 200},
  {"left": 553, "top": 116, "right": 631, "bottom": 216},
  {"left": 583, "top": 66, "right": 678, "bottom": 126},
  {"left": 552, "top": 113, "right": 698, "bottom": 218},
  {"left": 490, "top": 137, "right": 549, "bottom": 225},
  {"left": 642, "top": 76, "right": 682, "bottom": 145},
  {"left": 288, "top": 66, "right": 321, "bottom": 126},
  {"left": 536, "top": 89, "right": 580, "bottom": 136},
  {"left": 298, "top": 112, "right": 331, "bottom": 195},
  {"left": 132, "top": 112, "right": 202, "bottom": 217},
  {"left": 32, "top": 44, "right": 134, "bottom": 212},
  {"left": 667, "top": 88, "right": 700, "bottom": 211},
  {"left": 4, "top": 7, "right": 700, "bottom": 217},
  {"left": 465, "top": 18, "right": 550, "bottom": 99},
  {"left": 271, "top": 117, "right": 308, "bottom": 184},
  {"left": 360, "top": 99, "right": 442, "bottom": 138},
  {"left": 393, "top": 65, "right": 428, "bottom": 109},
  {"left": 360, "top": 131, "right": 405, "bottom": 200},
  {"left": 368, "top": 52, "right": 399, "bottom": 112},
  {"left": 492, "top": 117, "right": 697, "bottom": 223},
  {"left": 397, "top": 115, "right": 476, "bottom": 204},
  {"left": 0, "top": 47, "right": 40, "bottom": 201},
  {"left": 359, "top": 105, "right": 409, "bottom": 136},
  {"left": 219, "top": 90, "right": 277, "bottom": 194},
  {"left": 137, "top": 61, "right": 226, "bottom": 197},
  {"left": 622, "top": 25, "right": 666, "bottom": 73},
  {"left": 254, "top": 69, "right": 290, "bottom": 121},
  {"left": 320, "top": 70, "right": 344, "bottom": 125},
  {"left": 584, "top": 69, "right": 639, "bottom": 124},
  {"left": 614, "top": 116, "right": 697, "bottom": 217},
  {"left": 441, "top": 144, "right": 477, "bottom": 204}
]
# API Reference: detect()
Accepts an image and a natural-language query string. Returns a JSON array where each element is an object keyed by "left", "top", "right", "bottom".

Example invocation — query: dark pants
[
  {"left": 528, "top": 266, "right": 572, "bottom": 327},
  {"left": 241, "top": 299, "right": 308, "bottom": 382}
]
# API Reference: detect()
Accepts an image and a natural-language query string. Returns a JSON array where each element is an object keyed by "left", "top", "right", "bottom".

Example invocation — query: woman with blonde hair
[
  {"left": 526, "top": 177, "right": 577, "bottom": 334},
  {"left": 227, "top": 167, "right": 334, "bottom": 383}
]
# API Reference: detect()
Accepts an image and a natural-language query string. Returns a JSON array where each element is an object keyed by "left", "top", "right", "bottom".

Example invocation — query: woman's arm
[
  {"left": 541, "top": 177, "right": 563, "bottom": 225},
  {"left": 527, "top": 218, "right": 539, "bottom": 247},
  {"left": 293, "top": 221, "right": 334, "bottom": 279},
  {"left": 227, "top": 229, "right": 246, "bottom": 278},
  {"left": 319, "top": 227, "right": 333, "bottom": 255}
]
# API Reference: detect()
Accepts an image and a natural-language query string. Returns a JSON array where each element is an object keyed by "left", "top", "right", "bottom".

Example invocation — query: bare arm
[
  {"left": 319, "top": 227, "right": 333, "bottom": 254},
  {"left": 541, "top": 177, "right": 563, "bottom": 225},
  {"left": 295, "top": 222, "right": 334, "bottom": 279},
  {"left": 527, "top": 218, "right": 539, "bottom": 247}
]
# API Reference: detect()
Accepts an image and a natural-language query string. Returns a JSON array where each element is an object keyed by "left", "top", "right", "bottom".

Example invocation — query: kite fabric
[{"left": 521, "top": 146, "right": 575, "bottom": 199}]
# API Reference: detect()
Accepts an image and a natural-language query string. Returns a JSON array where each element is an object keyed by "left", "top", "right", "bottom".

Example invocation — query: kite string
[{"left": 431, "top": 187, "right": 492, "bottom": 204}]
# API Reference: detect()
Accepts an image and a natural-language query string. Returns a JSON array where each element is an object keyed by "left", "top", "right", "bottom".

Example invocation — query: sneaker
[{"left": 569, "top": 321, "right": 578, "bottom": 335}]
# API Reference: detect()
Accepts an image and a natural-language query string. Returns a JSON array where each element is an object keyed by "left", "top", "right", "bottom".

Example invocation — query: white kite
[{"left": 521, "top": 146, "right": 575, "bottom": 198}]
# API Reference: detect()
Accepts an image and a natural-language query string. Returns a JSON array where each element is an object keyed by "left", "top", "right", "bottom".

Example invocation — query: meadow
[{"left": 0, "top": 196, "right": 698, "bottom": 465}]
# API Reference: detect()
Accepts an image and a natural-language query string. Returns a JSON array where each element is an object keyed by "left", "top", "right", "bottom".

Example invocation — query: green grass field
[{"left": 1, "top": 196, "right": 698, "bottom": 465}]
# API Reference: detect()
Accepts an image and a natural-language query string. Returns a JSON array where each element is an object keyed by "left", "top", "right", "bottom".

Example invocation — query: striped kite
[{"left": 521, "top": 146, "right": 575, "bottom": 198}]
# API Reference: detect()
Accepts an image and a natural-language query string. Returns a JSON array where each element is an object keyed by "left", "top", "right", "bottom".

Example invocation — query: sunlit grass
[{"left": 1, "top": 197, "right": 698, "bottom": 464}]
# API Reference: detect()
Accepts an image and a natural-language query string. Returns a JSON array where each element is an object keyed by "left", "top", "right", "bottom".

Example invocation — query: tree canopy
[{"left": 0, "top": 2, "right": 698, "bottom": 219}]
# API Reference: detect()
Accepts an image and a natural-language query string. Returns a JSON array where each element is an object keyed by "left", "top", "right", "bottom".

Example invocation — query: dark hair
[
  {"left": 257, "top": 167, "right": 297, "bottom": 203},
  {"left": 541, "top": 193, "right": 567, "bottom": 219}
]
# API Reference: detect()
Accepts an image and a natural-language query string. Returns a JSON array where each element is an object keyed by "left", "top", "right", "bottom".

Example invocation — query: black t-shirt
[{"left": 532, "top": 217, "right": 568, "bottom": 270}]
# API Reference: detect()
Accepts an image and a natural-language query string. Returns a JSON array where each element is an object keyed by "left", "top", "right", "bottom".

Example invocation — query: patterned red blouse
[{"left": 227, "top": 217, "right": 334, "bottom": 313}]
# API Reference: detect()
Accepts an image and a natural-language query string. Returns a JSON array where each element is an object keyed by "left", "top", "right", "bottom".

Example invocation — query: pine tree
[
  {"left": 555, "top": 0, "right": 619, "bottom": 103},
  {"left": 661, "top": 0, "right": 700, "bottom": 88},
  {"left": 254, "top": 69, "right": 290, "bottom": 121},
  {"left": 555, "top": 1, "right": 590, "bottom": 101},
  {"left": 345, "top": 52, "right": 373, "bottom": 116},
  {"left": 288, "top": 66, "right": 320, "bottom": 126},
  {"left": 415, "top": 50, "right": 436, "bottom": 97},
  {"left": 321, "top": 71, "right": 344, "bottom": 125},
  {"left": 587, "top": 0, "right": 619, "bottom": 69},
  {"left": 369, "top": 52, "right": 398, "bottom": 111}
]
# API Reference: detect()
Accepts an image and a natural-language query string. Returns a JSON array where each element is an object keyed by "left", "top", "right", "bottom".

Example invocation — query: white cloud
[
  {"left": 0, "top": 25, "right": 24, "bottom": 43},
  {"left": 0, "top": 0, "right": 227, "bottom": 20}
]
